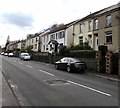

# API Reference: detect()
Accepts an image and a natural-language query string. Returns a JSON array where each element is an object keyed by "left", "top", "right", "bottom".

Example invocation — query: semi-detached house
[{"left": 40, "top": 20, "right": 79, "bottom": 53}]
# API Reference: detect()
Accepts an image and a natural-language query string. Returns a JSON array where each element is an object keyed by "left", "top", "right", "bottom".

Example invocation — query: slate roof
[
  {"left": 75, "top": 2, "right": 120, "bottom": 24},
  {"left": 48, "top": 19, "right": 80, "bottom": 34},
  {"left": 95, "top": 2, "right": 120, "bottom": 16}
]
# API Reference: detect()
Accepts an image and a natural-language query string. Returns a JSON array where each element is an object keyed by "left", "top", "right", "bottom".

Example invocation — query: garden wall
[{"left": 32, "top": 50, "right": 97, "bottom": 72}]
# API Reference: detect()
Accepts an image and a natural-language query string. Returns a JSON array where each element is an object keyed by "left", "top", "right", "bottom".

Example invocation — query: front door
[{"left": 95, "top": 34, "right": 98, "bottom": 51}]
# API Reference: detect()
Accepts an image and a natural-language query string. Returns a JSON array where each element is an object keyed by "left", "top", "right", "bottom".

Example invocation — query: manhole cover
[{"left": 45, "top": 79, "right": 70, "bottom": 85}]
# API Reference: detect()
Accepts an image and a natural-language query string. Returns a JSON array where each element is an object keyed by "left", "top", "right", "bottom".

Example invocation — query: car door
[{"left": 59, "top": 58, "right": 68, "bottom": 70}]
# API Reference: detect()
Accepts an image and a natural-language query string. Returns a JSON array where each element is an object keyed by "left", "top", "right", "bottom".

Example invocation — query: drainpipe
[{"left": 72, "top": 24, "right": 75, "bottom": 46}]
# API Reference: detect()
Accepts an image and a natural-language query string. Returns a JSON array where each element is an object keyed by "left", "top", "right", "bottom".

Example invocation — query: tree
[
  {"left": 5, "top": 35, "right": 10, "bottom": 51},
  {"left": 26, "top": 45, "right": 33, "bottom": 53},
  {"left": 0, "top": 46, "right": 2, "bottom": 52}
]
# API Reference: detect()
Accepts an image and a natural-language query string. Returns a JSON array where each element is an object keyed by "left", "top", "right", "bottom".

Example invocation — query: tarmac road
[{"left": 1, "top": 55, "right": 119, "bottom": 106}]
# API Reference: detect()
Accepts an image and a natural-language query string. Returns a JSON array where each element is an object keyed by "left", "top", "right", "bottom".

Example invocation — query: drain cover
[{"left": 45, "top": 79, "right": 69, "bottom": 85}]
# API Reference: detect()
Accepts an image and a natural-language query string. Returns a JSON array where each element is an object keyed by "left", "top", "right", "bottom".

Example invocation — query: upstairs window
[
  {"left": 80, "top": 24, "right": 83, "bottom": 33},
  {"left": 106, "top": 15, "right": 111, "bottom": 27},
  {"left": 94, "top": 19, "right": 98, "bottom": 30},
  {"left": 36, "top": 38, "right": 38, "bottom": 42},
  {"left": 44, "top": 36, "right": 45, "bottom": 43},
  {"left": 58, "top": 31, "right": 65, "bottom": 39},
  {"left": 88, "top": 21, "right": 92, "bottom": 31},
  {"left": 32, "top": 39, "right": 34, "bottom": 43},
  {"left": 56, "top": 33, "right": 58, "bottom": 39},
  {"left": 47, "top": 35, "right": 49, "bottom": 42},
  {"left": 50, "top": 34, "right": 55, "bottom": 40}
]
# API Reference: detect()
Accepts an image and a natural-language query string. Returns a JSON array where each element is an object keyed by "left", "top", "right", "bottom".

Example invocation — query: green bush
[
  {"left": 71, "top": 44, "right": 83, "bottom": 50},
  {"left": 71, "top": 44, "right": 92, "bottom": 50},
  {"left": 59, "top": 46, "right": 70, "bottom": 56}
]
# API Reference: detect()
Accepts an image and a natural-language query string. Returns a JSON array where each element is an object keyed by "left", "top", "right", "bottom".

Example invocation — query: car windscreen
[{"left": 21, "top": 53, "right": 29, "bottom": 56}]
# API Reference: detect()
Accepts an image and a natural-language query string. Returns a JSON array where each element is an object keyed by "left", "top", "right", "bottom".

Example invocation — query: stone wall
[{"left": 118, "top": 54, "right": 120, "bottom": 75}]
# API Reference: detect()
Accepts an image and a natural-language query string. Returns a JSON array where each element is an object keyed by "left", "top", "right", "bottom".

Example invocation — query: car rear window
[{"left": 71, "top": 58, "right": 82, "bottom": 62}]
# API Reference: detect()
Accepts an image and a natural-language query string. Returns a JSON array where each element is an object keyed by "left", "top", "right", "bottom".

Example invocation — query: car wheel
[
  {"left": 55, "top": 64, "right": 58, "bottom": 69},
  {"left": 67, "top": 66, "right": 71, "bottom": 73}
]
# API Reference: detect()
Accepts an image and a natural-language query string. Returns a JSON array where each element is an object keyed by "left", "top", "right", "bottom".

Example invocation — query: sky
[{"left": 0, "top": 0, "right": 120, "bottom": 47}]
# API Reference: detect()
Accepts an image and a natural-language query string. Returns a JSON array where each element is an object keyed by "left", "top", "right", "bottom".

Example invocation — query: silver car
[{"left": 20, "top": 53, "right": 31, "bottom": 60}]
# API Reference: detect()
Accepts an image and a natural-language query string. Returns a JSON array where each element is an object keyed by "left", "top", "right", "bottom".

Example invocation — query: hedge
[{"left": 68, "top": 50, "right": 96, "bottom": 58}]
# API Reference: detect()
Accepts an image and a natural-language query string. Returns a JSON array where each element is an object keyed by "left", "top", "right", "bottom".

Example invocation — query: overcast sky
[{"left": 0, "top": 0, "right": 119, "bottom": 47}]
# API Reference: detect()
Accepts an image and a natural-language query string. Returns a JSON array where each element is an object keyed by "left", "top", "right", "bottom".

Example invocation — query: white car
[
  {"left": 8, "top": 53, "right": 14, "bottom": 57},
  {"left": 20, "top": 53, "right": 31, "bottom": 60},
  {"left": 4, "top": 53, "right": 8, "bottom": 56},
  {"left": 1, "top": 52, "right": 4, "bottom": 55}
]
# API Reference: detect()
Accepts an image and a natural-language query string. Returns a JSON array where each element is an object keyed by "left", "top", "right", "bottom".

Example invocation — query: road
[{"left": 1, "top": 55, "right": 118, "bottom": 106}]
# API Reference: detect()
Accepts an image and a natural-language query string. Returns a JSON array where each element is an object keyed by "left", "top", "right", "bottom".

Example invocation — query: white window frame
[
  {"left": 88, "top": 21, "right": 92, "bottom": 31},
  {"left": 105, "top": 31, "right": 112, "bottom": 44},
  {"left": 80, "top": 24, "right": 83, "bottom": 33},
  {"left": 94, "top": 19, "right": 98, "bottom": 30},
  {"left": 106, "top": 15, "right": 111, "bottom": 27}
]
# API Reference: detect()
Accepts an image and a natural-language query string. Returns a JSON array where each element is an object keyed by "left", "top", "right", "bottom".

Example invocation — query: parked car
[
  {"left": 4, "top": 53, "right": 8, "bottom": 56},
  {"left": 8, "top": 53, "right": 14, "bottom": 57},
  {"left": 20, "top": 53, "right": 31, "bottom": 60},
  {"left": 55, "top": 57, "right": 86, "bottom": 73},
  {"left": 1, "top": 52, "right": 4, "bottom": 55}
]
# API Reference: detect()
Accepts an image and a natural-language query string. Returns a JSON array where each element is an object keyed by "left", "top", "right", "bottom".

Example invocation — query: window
[
  {"left": 56, "top": 33, "right": 58, "bottom": 39},
  {"left": 106, "top": 15, "right": 111, "bottom": 27},
  {"left": 58, "top": 31, "right": 65, "bottom": 39},
  {"left": 88, "top": 21, "right": 92, "bottom": 31},
  {"left": 32, "top": 39, "right": 34, "bottom": 43},
  {"left": 46, "top": 45, "right": 48, "bottom": 50},
  {"left": 94, "top": 19, "right": 98, "bottom": 30},
  {"left": 50, "top": 34, "right": 55, "bottom": 40},
  {"left": 36, "top": 38, "right": 38, "bottom": 42},
  {"left": 79, "top": 37, "right": 83, "bottom": 45},
  {"left": 80, "top": 24, "right": 83, "bottom": 33},
  {"left": 44, "top": 36, "right": 45, "bottom": 43},
  {"left": 35, "top": 44, "right": 37, "bottom": 49},
  {"left": 105, "top": 31, "right": 112, "bottom": 44},
  {"left": 43, "top": 45, "right": 45, "bottom": 51},
  {"left": 50, "top": 45, "right": 53, "bottom": 51},
  {"left": 47, "top": 35, "right": 49, "bottom": 42}
]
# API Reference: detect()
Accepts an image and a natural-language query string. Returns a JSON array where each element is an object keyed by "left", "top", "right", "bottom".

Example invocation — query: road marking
[
  {"left": 67, "top": 80, "right": 112, "bottom": 97},
  {"left": 39, "top": 69, "right": 54, "bottom": 76},
  {"left": 26, "top": 65, "right": 33, "bottom": 68},
  {"left": 13, "top": 60, "right": 17, "bottom": 62},
  {"left": 18, "top": 62, "right": 23, "bottom": 64}
]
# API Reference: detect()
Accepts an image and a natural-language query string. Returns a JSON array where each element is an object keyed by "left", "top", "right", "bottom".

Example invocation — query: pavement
[
  {"left": 1, "top": 70, "right": 20, "bottom": 107},
  {"left": 87, "top": 71, "right": 120, "bottom": 82},
  {"left": 0, "top": 63, "right": 119, "bottom": 107}
]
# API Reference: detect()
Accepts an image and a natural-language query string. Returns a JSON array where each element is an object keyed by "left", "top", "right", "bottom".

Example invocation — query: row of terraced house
[{"left": 6, "top": 3, "right": 120, "bottom": 53}]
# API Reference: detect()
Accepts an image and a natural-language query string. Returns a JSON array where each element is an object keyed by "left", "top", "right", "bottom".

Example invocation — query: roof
[
  {"left": 48, "top": 19, "right": 80, "bottom": 34},
  {"left": 75, "top": 2, "right": 120, "bottom": 24},
  {"left": 48, "top": 25, "right": 67, "bottom": 34}
]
